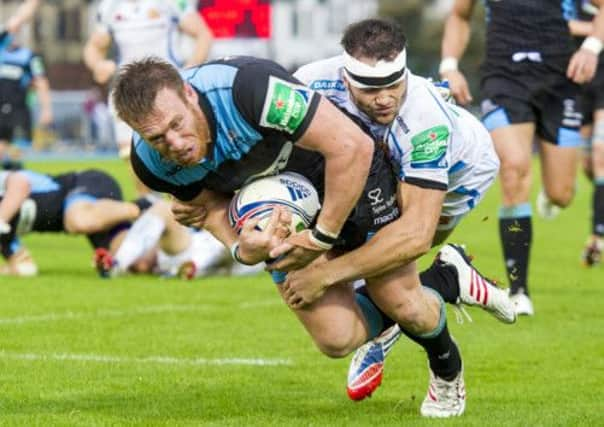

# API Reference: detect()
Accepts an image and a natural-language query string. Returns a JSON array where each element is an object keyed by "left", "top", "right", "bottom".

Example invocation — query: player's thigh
[
  {"left": 491, "top": 123, "right": 535, "bottom": 175},
  {"left": 277, "top": 281, "right": 367, "bottom": 356}
]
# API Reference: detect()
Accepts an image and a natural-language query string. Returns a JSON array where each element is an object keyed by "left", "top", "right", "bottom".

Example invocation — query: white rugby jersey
[
  {"left": 94, "top": 0, "right": 193, "bottom": 66},
  {"left": 295, "top": 56, "right": 499, "bottom": 217}
]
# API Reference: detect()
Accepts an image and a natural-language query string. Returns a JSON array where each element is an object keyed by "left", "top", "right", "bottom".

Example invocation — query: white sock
[{"left": 114, "top": 211, "right": 165, "bottom": 271}]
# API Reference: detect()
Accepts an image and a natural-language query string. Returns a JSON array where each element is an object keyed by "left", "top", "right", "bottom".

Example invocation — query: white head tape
[{"left": 343, "top": 48, "right": 407, "bottom": 88}]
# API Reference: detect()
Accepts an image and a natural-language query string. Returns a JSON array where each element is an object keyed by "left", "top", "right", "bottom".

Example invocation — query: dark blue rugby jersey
[
  {"left": 0, "top": 45, "right": 45, "bottom": 110},
  {"left": 483, "top": 0, "right": 577, "bottom": 58},
  {"left": 131, "top": 57, "right": 324, "bottom": 201}
]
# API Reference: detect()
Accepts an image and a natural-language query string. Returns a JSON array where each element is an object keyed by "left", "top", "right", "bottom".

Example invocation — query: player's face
[
  {"left": 137, "top": 85, "right": 211, "bottom": 166},
  {"left": 345, "top": 57, "right": 407, "bottom": 125}
]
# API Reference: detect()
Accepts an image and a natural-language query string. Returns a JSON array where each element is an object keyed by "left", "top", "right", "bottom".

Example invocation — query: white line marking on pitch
[
  {"left": 0, "top": 301, "right": 281, "bottom": 326},
  {"left": 0, "top": 351, "right": 293, "bottom": 366}
]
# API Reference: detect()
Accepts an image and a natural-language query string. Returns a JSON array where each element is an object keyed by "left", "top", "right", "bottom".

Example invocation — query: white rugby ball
[{"left": 228, "top": 172, "right": 320, "bottom": 234}]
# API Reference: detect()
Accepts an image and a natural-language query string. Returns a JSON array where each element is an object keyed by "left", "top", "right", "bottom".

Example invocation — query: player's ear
[{"left": 183, "top": 82, "right": 197, "bottom": 103}]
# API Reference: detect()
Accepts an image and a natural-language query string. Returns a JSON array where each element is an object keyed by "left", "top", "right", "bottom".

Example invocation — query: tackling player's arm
[
  {"left": 282, "top": 183, "right": 445, "bottom": 307},
  {"left": 568, "top": 0, "right": 604, "bottom": 83},
  {"left": 439, "top": 0, "right": 476, "bottom": 105}
]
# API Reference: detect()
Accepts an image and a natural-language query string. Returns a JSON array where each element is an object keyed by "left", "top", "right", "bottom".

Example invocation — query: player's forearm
[
  {"left": 320, "top": 218, "right": 431, "bottom": 286},
  {"left": 181, "top": 14, "right": 213, "bottom": 67},
  {"left": 33, "top": 78, "right": 52, "bottom": 116},
  {"left": 83, "top": 37, "right": 108, "bottom": 71},
  {"left": 318, "top": 139, "right": 373, "bottom": 236},
  {"left": 185, "top": 32, "right": 213, "bottom": 67},
  {"left": 441, "top": 13, "right": 471, "bottom": 61},
  {"left": 569, "top": 20, "right": 594, "bottom": 37},
  {"left": 589, "top": 5, "right": 604, "bottom": 43}
]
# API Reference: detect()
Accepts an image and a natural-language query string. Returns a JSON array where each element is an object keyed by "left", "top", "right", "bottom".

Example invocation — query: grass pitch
[{"left": 0, "top": 159, "right": 602, "bottom": 426}]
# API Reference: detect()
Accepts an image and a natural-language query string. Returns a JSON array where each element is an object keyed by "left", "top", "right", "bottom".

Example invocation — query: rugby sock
[
  {"left": 499, "top": 204, "right": 532, "bottom": 296},
  {"left": 354, "top": 285, "right": 395, "bottom": 340},
  {"left": 419, "top": 261, "right": 460, "bottom": 304},
  {"left": 114, "top": 211, "right": 165, "bottom": 271},
  {"left": 87, "top": 222, "right": 130, "bottom": 250},
  {"left": 399, "top": 289, "right": 461, "bottom": 380},
  {"left": 592, "top": 179, "right": 604, "bottom": 237}
]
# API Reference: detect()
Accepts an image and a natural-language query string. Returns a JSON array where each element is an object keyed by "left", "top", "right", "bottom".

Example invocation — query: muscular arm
[
  {"left": 304, "top": 182, "right": 445, "bottom": 285},
  {"left": 568, "top": 0, "right": 604, "bottom": 83},
  {"left": 179, "top": 12, "right": 213, "bottom": 67},
  {"left": 441, "top": 0, "right": 475, "bottom": 62},
  {"left": 296, "top": 97, "right": 374, "bottom": 237},
  {"left": 83, "top": 30, "right": 115, "bottom": 85},
  {"left": 173, "top": 189, "right": 237, "bottom": 249}
]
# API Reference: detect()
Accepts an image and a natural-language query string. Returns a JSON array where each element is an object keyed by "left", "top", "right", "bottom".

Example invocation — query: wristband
[
  {"left": 582, "top": 36, "right": 603, "bottom": 56},
  {"left": 0, "top": 220, "right": 10, "bottom": 234},
  {"left": 439, "top": 57, "right": 459, "bottom": 75},
  {"left": 230, "top": 242, "right": 255, "bottom": 265},
  {"left": 310, "top": 225, "right": 339, "bottom": 251}
]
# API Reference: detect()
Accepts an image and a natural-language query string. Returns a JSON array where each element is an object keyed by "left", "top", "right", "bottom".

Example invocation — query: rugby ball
[{"left": 228, "top": 172, "right": 320, "bottom": 234}]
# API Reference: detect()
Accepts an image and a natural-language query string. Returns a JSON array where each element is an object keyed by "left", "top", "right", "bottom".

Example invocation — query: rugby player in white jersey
[
  {"left": 83, "top": 0, "right": 213, "bottom": 195},
  {"left": 96, "top": 199, "right": 263, "bottom": 279},
  {"left": 268, "top": 18, "right": 509, "bottom": 417}
]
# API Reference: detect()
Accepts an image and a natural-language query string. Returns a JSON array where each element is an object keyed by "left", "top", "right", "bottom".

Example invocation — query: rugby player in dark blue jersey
[{"left": 440, "top": 0, "right": 604, "bottom": 315}]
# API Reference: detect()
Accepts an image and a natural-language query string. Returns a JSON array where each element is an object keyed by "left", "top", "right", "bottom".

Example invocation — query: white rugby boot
[
  {"left": 420, "top": 366, "right": 466, "bottom": 418},
  {"left": 437, "top": 244, "right": 516, "bottom": 324},
  {"left": 510, "top": 290, "right": 535, "bottom": 316},
  {"left": 536, "top": 189, "right": 561, "bottom": 220}
]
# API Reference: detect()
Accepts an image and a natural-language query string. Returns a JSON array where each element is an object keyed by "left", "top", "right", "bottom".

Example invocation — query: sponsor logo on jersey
[
  {"left": 309, "top": 80, "right": 345, "bottom": 91},
  {"left": 260, "top": 76, "right": 312, "bottom": 134},
  {"left": 410, "top": 125, "right": 449, "bottom": 168}
]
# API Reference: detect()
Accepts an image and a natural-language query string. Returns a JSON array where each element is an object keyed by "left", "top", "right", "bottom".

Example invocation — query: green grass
[{"left": 0, "top": 159, "right": 603, "bottom": 426}]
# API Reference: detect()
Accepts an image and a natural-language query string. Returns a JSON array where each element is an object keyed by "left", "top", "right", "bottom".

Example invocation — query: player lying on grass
[
  {"left": 0, "top": 168, "right": 141, "bottom": 276},
  {"left": 94, "top": 199, "right": 263, "bottom": 278},
  {"left": 112, "top": 55, "right": 513, "bottom": 418},
  {"left": 0, "top": 168, "right": 256, "bottom": 278}
]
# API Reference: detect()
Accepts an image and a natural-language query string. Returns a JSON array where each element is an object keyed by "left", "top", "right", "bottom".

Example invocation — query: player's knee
[
  {"left": 64, "top": 212, "right": 95, "bottom": 234},
  {"left": 548, "top": 188, "right": 575, "bottom": 208},
  {"left": 313, "top": 331, "right": 358, "bottom": 358}
]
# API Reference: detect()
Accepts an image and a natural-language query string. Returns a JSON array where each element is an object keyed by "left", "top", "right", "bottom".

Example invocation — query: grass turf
[{"left": 0, "top": 159, "right": 602, "bottom": 426}]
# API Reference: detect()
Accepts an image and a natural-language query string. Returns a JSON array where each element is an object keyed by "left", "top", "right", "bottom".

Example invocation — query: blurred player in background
[
  {"left": 2, "top": 0, "right": 41, "bottom": 35},
  {"left": 569, "top": 0, "right": 604, "bottom": 266},
  {"left": 440, "top": 0, "right": 604, "bottom": 315},
  {"left": 95, "top": 199, "right": 263, "bottom": 279},
  {"left": 0, "top": 168, "right": 142, "bottom": 276},
  {"left": 83, "top": 0, "right": 213, "bottom": 196},
  {"left": 0, "top": 33, "right": 52, "bottom": 169}
]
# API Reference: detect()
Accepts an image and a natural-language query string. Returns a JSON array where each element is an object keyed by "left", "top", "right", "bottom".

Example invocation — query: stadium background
[{"left": 2, "top": 1, "right": 603, "bottom": 426}]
